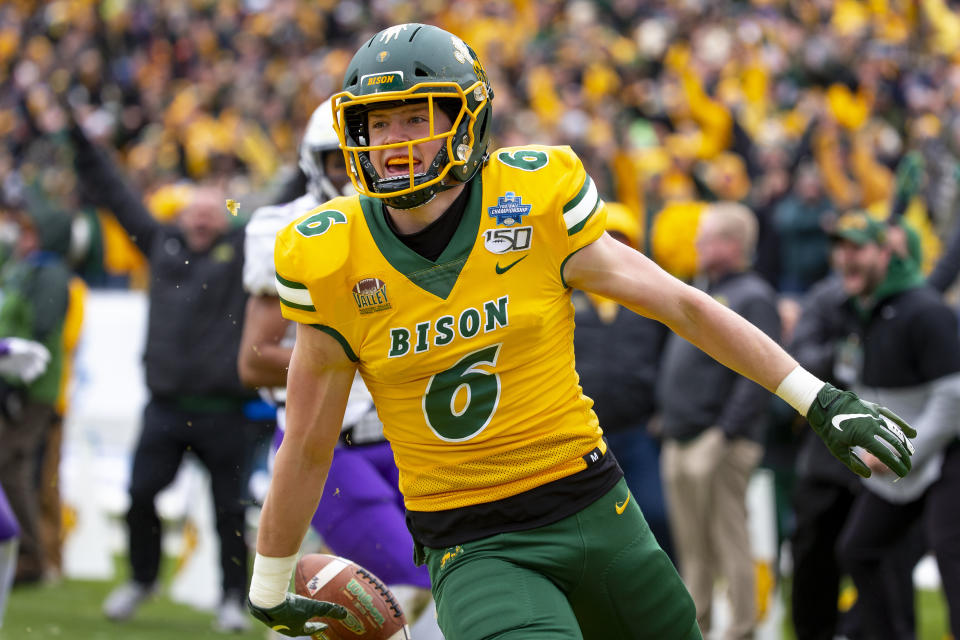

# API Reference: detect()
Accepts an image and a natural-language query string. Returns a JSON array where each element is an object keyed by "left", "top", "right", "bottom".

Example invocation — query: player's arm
[
  {"left": 566, "top": 233, "right": 793, "bottom": 389},
  {"left": 248, "top": 323, "right": 354, "bottom": 635},
  {"left": 238, "top": 294, "right": 293, "bottom": 388},
  {"left": 564, "top": 232, "right": 916, "bottom": 478}
]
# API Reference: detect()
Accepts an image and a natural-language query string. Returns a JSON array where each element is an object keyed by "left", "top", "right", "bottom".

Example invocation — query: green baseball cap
[{"left": 829, "top": 210, "right": 887, "bottom": 246}]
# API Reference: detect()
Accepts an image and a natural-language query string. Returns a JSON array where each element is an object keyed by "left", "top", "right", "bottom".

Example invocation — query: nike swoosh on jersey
[
  {"left": 615, "top": 494, "right": 630, "bottom": 515},
  {"left": 831, "top": 413, "right": 873, "bottom": 431},
  {"left": 495, "top": 256, "right": 527, "bottom": 274}
]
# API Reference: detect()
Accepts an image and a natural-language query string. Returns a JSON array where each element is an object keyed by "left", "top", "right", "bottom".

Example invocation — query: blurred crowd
[
  {"left": 4, "top": 0, "right": 960, "bottom": 637},
  {"left": 3, "top": 0, "right": 960, "bottom": 289}
]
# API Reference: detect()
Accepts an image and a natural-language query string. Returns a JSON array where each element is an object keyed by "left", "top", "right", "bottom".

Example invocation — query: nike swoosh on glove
[{"left": 806, "top": 383, "right": 916, "bottom": 478}]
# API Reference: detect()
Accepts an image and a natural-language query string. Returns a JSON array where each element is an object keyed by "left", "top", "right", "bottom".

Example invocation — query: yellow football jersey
[{"left": 274, "top": 145, "right": 608, "bottom": 511}]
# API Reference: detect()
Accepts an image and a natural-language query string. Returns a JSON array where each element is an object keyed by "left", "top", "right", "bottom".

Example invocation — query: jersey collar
[{"left": 359, "top": 175, "right": 483, "bottom": 300}]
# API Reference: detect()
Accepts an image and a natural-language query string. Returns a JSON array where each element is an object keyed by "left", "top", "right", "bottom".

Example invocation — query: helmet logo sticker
[
  {"left": 377, "top": 51, "right": 390, "bottom": 62},
  {"left": 353, "top": 278, "right": 392, "bottom": 315},
  {"left": 488, "top": 192, "right": 532, "bottom": 226},
  {"left": 451, "top": 37, "right": 472, "bottom": 64},
  {"left": 378, "top": 25, "right": 409, "bottom": 43},
  {"left": 360, "top": 71, "right": 405, "bottom": 93}
]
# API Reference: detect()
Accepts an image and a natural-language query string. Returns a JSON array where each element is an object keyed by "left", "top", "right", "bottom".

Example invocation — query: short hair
[{"left": 702, "top": 201, "right": 758, "bottom": 260}]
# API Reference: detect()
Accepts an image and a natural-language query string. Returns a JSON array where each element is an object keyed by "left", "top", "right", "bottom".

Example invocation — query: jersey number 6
[
  {"left": 296, "top": 209, "right": 347, "bottom": 237},
  {"left": 423, "top": 344, "right": 502, "bottom": 441}
]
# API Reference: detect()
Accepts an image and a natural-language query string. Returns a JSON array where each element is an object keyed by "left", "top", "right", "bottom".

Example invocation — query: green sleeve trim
[
  {"left": 275, "top": 271, "right": 316, "bottom": 311},
  {"left": 563, "top": 176, "right": 592, "bottom": 213},
  {"left": 309, "top": 324, "right": 359, "bottom": 362},
  {"left": 560, "top": 245, "right": 590, "bottom": 289},
  {"left": 276, "top": 272, "right": 308, "bottom": 289},
  {"left": 279, "top": 297, "right": 317, "bottom": 312},
  {"left": 566, "top": 199, "right": 600, "bottom": 236}
]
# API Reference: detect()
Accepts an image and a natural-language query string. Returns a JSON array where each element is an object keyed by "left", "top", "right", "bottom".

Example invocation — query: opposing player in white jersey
[{"left": 239, "top": 99, "right": 437, "bottom": 630}]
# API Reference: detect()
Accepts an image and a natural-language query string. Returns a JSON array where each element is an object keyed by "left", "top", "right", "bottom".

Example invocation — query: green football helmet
[{"left": 331, "top": 23, "right": 493, "bottom": 209}]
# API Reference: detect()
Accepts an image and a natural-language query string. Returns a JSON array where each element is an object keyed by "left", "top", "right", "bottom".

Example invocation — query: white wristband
[
  {"left": 249, "top": 552, "right": 298, "bottom": 608},
  {"left": 775, "top": 366, "right": 826, "bottom": 417}
]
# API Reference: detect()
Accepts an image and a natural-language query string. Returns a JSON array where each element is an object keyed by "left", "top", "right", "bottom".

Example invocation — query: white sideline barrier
[
  {"left": 61, "top": 290, "right": 220, "bottom": 611},
  {"left": 62, "top": 290, "right": 148, "bottom": 580},
  {"left": 167, "top": 462, "right": 220, "bottom": 611}
]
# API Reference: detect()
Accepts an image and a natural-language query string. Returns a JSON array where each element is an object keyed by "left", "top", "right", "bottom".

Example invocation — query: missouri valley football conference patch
[{"left": 353, "top": 278, "right": 392, "bottom": 314}]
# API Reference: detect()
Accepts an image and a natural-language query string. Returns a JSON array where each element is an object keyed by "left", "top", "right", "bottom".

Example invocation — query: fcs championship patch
[
  {"left": 353, "top": 278, "right": 392, "bottom": 315},
  {"left": 488, "top": 192, "right": 531, "bottom": 226}
]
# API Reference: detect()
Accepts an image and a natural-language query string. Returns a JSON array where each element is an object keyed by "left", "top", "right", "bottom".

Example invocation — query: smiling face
[
  {"left": 366, "top": 101, "right": 452, "bottom": 185},
  {"left": 831, "top": 239, "right": 891, "bottom": 298}
]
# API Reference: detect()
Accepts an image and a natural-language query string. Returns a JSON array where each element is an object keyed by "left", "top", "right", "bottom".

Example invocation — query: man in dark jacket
[
  {"left": 829, "top": 211, "right": 960, "bottom": 640},
  {"left": 658, "top": 201, "right": 781, "bottom": 640},
  {"left": 67, "top": 124, "right": 256, "bottom": 632},
  {"left": 787, "top": 272, "right": 921, "bottom": 640}
]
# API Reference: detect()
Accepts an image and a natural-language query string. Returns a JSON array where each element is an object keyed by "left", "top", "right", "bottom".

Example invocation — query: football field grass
[
  {"left": 778, "top": 577, "right": 951, "bottom": 640},
  {"left": 2, "top": 575, "right": 264, "bottom": 640},
  {"left": 2, "top": 571, "right": 951, "bottom": 639}
]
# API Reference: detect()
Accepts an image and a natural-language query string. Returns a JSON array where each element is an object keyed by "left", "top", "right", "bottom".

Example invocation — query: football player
[
  {"left": 247, "top": 24, "right": 916, "bottom": 640},
  {"left": 238, "top": 99, "right": 439, "bottom": 634}
]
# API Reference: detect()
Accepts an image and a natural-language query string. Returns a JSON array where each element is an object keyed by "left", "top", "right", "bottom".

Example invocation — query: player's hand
[
  {"left": 248, "top": 593, "right": 347, "bottom": 637},
  {"left": 0, "top": 338, "right": 50, "bottom": 383},
  {"left": 806, "top": 383, "right": 916, "bottom": 478}
]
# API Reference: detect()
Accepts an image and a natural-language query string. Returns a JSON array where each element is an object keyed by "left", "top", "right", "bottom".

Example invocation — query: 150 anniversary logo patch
[{"left": 484, "top": 226, "right": 532, "bottom": 254}]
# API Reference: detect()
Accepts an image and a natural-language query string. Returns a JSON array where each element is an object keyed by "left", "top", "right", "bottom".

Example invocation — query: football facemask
[{"left": 331, "top": 86, "right": 488, "bottom": 209}]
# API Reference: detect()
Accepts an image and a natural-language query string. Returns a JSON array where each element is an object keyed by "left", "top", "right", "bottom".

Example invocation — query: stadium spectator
[
  {"left": 4, "top": 1, "right": 960, "bottom": 249},
  {"left": 657, "top": 201, "right": 781, "bottom": 640},
  {"left": 238, "top": 98, "right": 441, "bottom": 637},
  {"left": 830, "top": 211, "right": 960, "bottom": 639},
  {"left": 246, "top": 24, "right": 914, "bottom": 640},
  {"left": 787, "top": 272, "right": 921, "bottom": 640},
  {"left": 64, "top": 121, "right": 258, "bottom": 632},
  {"left": 570, "top": 202, "right": 673, "bottom": 560},
  {"left": 0, "top": 190, "right": 71, "bottom": 586},
  {"left": 771, "top": 162, "right": 835, "bottom": 295}
]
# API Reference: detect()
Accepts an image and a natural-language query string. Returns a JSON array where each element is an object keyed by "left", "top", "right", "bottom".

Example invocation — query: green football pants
[{"left": 423, "top": 478, "right": 702, "bottom": 639}]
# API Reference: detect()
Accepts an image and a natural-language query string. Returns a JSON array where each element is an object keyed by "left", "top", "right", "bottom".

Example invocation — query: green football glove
[
  {"left": 248, "top": 594, "right": 348, "bottom": 637},
  {"left": 806, "top": 383, "right": 916, "bottom": 478}
]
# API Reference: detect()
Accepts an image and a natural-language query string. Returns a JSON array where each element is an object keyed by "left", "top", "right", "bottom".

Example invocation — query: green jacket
[
  {"left": 0, "top": 254, "right": 71, "bottom": 404},
  {"left": 0, "top": 193, "right": 73, "bottom": 405}
]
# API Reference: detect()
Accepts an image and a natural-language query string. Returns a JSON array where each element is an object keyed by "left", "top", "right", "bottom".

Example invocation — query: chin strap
[{"left": 383, "top": 178, "right": 458, "bottom": 210}]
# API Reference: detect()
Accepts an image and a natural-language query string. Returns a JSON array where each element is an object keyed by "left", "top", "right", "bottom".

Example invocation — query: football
[{"left": 295, "top": 553, "right": 411, "bottom": 640}]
